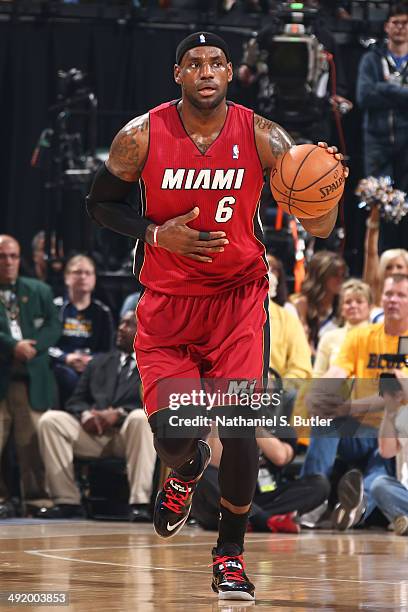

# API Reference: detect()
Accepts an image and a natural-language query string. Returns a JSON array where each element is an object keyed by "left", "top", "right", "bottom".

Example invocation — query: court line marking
[
  {"left": 23, "top": 531, "right": 406, "bottom": 554},
  {"left": 25, "top": 537, "right": 294, "bottom": 553},
  {"left": 24, "top": 549, "right": 408, "bottom": 586}
]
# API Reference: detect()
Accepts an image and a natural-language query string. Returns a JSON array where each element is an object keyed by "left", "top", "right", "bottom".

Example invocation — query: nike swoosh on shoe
[{"left": 167, "top": 516, "right": 189, "bottom": 532}]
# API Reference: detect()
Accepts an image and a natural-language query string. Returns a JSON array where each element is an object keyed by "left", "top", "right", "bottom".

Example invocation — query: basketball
[{"left": 270, "top": 144, "right": 345, "bottom": 219}]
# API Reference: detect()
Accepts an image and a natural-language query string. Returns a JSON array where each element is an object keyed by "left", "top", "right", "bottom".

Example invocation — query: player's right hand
[{"left": 154, "top": 207, "right": 229, "bottom": 263}]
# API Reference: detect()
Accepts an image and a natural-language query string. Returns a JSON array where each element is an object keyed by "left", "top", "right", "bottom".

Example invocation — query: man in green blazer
[{"left": 0, "top": 235, "right": 61, "bottom": 517}]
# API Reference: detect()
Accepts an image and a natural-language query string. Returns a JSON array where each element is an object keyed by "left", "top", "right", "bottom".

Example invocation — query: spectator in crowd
[
  {"left": 268, "top": 258, "right": 312, "bottom": 447},
  {"left": 49, "top": 255, "right": 114, "bottom": 408},
  {"left": 38, "top": 311, "right": 156, "bottom": 521},
  {"left": 268, "top": 260, "right": 312, "bottom": 390},
  {"left": 29, "top": 231, "right": 47, "bottom": 282},
  {"left": 313, "top": 279, "right": 372, "bottom": 377},
  {"left": 303, "top": 274, "right": 408, "bottom": 530},
  {"left": 20, "top": 231, "right": 64, "bottom": 283},
  {"left": 120, "top": 291, "right": 141, "bottom": 318},
  {"left": 291, "top": 250, "right": 347, "bottom": 353},
  {"left": 371, "top": 371, "right": 408, "bottom": 535},
  {"left": 296, "top": 279, "right": 371, "bottom": 459},
  {"left": 266, "top": 253, "right": 297, "bottom": 317},
  {"left": 0, "top": 235, "right": 61, "bottom": 517},
  {"left": 356, "top": 2, "right": 408, "bottom": 252},
  {"left": 363, "top": 205, "right": 408, "bottom": 320},
  {"left": 192, "top": 423, "right": 330, "bottom": 533}
]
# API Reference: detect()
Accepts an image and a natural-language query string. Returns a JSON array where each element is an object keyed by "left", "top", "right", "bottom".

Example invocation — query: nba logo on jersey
[
  {"left": 232, "top": 144, "right": 239, "bottom": 159},
  {"left": 199, "top": 34, "right": 206, "bottom": 43}
]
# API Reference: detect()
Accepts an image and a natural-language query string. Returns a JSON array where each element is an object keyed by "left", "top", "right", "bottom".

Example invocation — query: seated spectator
[
  {"left": 120, "top": 291, "right": 141, "bottom": 318},
  {"left": 268, "top": 264, "right": 312, "bottom": 425},
  {"left": 291, "top": 279, "right": 370, "bottom": 448},
  {"left": 291, "top": 250, "right": 347, "bottom": 354},
  {"left": 268, "top": 269, "right": 311, "bottom": 380},
  {"left": 29, "top": 230, "right": 47, "bottom": 282},
  {"left": 371, "top": 372, "right": 408, "bottom": 535},
  {"left": 268, "top": 263, "right": 312, "bottom": 448},
  {"left": 0, "top": 235, "right": 61, "bottom": 517},
  {"left": 49, "top": 254, "right": 114, "bottom": 407},
  {"left": 363, "top": 206, "right": 408, "bottom": 322},
  {"left": 38, "top": 311, "right": 156, "bottom": 521},
  {"left": 313, "top": 279, "right": 372, "bottom": 377},
  {"left": 192, "top": 425, "right": 329, "bottom": 533},
  {"left": 266, "top": 253, "right": 298, "bottom": 317},
  {"left": 20, "top": 231, "right": 64, "bottom": 283},
  {"left": 302, "top": 275, "right": 407, "bottom": 530}
]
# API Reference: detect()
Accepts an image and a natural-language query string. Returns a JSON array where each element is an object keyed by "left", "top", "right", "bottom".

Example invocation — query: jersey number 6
[{"left": 215, "top": 196, "right": 236, "bottom": 223}]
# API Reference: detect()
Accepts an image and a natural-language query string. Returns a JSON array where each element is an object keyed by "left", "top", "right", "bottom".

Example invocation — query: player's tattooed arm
[
  {"left": 253, "top": 114, "right": 294, "bottom": 172},
  {"left": 255, "top": 116, "right": 346, "bottom": 238},
  {"left": 86, "top": 113, "right": 151, "bottom": 242},
  {"left": 106, "top": 113, "right": 149, "bottom": 182}
]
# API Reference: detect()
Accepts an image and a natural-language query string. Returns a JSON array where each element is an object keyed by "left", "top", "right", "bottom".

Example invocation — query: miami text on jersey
[{"left": 161, "top": 168, "right": 245, "bottom": 190}]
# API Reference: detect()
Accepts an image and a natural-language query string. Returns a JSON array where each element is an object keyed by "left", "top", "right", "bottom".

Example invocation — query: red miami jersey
[{"left": 135, "top": 99, "right": 268, "bottom": 296}]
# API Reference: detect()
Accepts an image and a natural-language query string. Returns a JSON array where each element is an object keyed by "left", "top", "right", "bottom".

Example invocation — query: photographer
[
  {"left": 302, "top": 274, "right": 408, "bottom": 530},
  {"left": 371, "top": 369, "right": 408, "bottom": 535},
  {"left": 237, "top": 0, "right": 351, "bottom": 141}
]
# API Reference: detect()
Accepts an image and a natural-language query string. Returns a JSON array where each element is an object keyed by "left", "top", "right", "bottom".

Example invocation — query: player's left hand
[{"left": 317, "top": 142, "right": 349, "bottom": 179}]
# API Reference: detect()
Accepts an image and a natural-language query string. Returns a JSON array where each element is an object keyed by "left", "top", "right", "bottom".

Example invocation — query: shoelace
[
  {"left": 210, "top": 555, "right": 246, "bottom": 582},
  {"left": 162, "top": 477, "right": 192, "bottom": 514}
]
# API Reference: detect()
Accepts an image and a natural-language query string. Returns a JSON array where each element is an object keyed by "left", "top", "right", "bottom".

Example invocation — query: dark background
[{"left": 0, "top": 7, "right": 380, "bottom": 276}]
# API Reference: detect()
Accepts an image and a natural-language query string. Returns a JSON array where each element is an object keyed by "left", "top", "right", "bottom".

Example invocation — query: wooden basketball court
[{"left": 0, "top": 520, "right": 406, "bottom": 610}]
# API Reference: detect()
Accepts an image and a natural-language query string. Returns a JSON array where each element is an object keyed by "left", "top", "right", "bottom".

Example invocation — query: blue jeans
[
  {"left": 301, "top": 417, "right": 393, "bottom": 519},
  {"left": 371, "top": 475, "right": 408, "bottom": 522},
  {"left": 53, "top": 363, "right": 80, "bottom": 408}
]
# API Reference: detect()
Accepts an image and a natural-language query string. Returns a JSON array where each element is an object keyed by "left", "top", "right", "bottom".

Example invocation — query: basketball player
[{"left": 86, "top": 32, "right": 346, "bottom": 601}]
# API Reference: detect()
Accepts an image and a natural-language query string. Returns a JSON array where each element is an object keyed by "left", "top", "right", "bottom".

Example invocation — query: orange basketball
[{"left": 270, "top": 144, "right": 345, "bottom": 219}]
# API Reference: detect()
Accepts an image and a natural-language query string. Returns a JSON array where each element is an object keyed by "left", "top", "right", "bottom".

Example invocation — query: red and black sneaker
[
  {"left": 211, "top": 547, "right": 255, "bottom": 601},
  {"left": 153, "top": 440, "right": 211, "bottom": 538}
]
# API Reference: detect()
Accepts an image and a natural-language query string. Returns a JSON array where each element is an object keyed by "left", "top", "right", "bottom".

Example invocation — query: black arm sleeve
[{"left": 86, "top": 163, "right": 154, "bottom": 241}]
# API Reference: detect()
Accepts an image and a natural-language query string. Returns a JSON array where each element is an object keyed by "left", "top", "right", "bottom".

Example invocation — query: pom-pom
[{"left": 356, "top": 176, "right": 408, "bottom": 224}]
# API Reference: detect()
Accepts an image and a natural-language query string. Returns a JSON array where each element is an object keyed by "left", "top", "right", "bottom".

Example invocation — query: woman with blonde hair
[
  {"left": 313, "top": 278, "right": 372, "bottom": 378},
  {"left": 291, "top": 250, "right": 347, "bottom": 352}
]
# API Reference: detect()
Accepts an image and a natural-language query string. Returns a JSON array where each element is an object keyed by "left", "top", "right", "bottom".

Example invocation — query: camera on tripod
[
  {"left": 268, "top": 3, "right": 330, "bottom": 121},
  {"left": 240, "top": 2, "right": 331, "bottom": 131}
]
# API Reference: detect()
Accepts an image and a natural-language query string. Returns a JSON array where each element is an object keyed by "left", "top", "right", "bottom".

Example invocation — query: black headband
[{"left": 176, "top": 31, "right": 231, "bottom": 66}]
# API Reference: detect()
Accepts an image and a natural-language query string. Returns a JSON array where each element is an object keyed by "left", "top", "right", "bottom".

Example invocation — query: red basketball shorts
[{"left": 134, "top": 277, "right": 269, "bottom": 418}]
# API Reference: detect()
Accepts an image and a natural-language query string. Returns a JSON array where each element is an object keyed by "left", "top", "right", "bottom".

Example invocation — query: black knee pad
[
  {"left": 153, "top": 436, "right": 199, "bottom": 470},
  {"left": 149, "top": 408, "right": 210, "bottom": 469}
]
